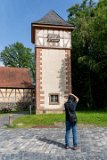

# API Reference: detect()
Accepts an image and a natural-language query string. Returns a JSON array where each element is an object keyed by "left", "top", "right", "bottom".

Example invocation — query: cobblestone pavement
[{"left": 0, "top": 127, "right": 107, "bottom": 160}]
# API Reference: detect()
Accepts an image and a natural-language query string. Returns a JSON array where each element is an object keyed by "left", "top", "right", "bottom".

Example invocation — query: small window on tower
[{"left": 49, "top": 94, "right": 59, "bottom": 105}]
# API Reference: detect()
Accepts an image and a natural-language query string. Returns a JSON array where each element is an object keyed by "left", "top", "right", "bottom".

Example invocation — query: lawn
[
  {"left": 12, "top": 111, "right": 107, "bottom": 128},
  {"left": 12, "top": 113, "right": 65, "bottom": 128},
  {"left": 77, "top": 111, "right": 107, "bottom": 126}
]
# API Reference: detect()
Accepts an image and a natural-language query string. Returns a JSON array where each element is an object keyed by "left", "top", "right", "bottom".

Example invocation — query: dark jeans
[{"left": 65, "top": 121, "right": 78, "bottom": 147}]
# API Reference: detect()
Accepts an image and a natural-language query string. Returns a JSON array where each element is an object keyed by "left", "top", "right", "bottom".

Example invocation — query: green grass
[
  {"left": 77, "top": 111, "right": 107, "bottom": 127},
  {"left": 12, "top": 111, "right": 107, "bottom": 128},
  {"left": 13, "top": 113, "right": 65, "bottom": 128}
]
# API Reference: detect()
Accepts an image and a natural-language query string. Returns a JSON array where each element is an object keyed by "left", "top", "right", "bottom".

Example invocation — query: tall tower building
[{"left": 31, "top": 10, "right": 74, "bottom": 114}]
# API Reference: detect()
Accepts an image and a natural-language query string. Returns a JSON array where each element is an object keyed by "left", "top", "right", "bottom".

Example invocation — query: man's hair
[{"left": 68, "top": 95, "right": 76, "bottom": 102}]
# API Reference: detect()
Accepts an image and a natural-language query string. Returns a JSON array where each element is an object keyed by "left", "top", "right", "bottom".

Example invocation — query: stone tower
[{"left": 31, "top": 10, "right": 74, "bottom": 114}]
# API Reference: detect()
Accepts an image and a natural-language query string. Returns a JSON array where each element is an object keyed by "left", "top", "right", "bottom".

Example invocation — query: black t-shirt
[{"left": 64, "top": 100, "right": 77, "bottom": 121}]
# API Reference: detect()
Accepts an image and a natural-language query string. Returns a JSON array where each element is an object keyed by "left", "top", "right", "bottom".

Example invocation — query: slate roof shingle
[
  {"left": 32, "top": 10, "right": 74, "bottom": 28},
  {"left": 0, "top": 67, "right": 34, "bottom": 88}
]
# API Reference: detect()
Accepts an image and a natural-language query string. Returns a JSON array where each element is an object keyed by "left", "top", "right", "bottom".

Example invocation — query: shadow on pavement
[{"left": 37, "top": 137, "right": 65, "bottom": 149}]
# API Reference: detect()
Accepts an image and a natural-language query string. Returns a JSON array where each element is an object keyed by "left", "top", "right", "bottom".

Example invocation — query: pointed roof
[{"left": 32, "top": 10, "right": 73, "bottom": 28}]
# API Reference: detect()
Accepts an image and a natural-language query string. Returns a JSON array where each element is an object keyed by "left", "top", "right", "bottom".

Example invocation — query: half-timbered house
[{"left": 0, "top": 67, "right": 34, "bottom": 110}]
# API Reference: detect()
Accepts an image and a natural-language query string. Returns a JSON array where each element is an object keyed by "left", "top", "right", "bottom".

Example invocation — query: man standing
[{"left": 64, "top": 93, "right": 79, "bottom": 150}]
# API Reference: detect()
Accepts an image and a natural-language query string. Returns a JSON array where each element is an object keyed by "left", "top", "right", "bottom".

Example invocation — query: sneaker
[
  {"left": 73, "top": 146, "right": 79, "bottom": 150},
  {"left": 65, "top": 145, "right": 70, "bottom": 149}
]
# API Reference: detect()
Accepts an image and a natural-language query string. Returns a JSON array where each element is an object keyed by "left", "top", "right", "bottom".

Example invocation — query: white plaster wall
[
  {"left": 35, "top": 29, "right": 71, "bottom": 48},
  {"left": 42, "top": 49, "right": 67, "bottom": 110},
  {"left": 0, "top": 89, "right": 32, "bottom": 102}
]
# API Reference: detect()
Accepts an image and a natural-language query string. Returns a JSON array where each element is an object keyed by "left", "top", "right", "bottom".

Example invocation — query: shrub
[{"left": 1, "top": 107, "right": 12, "bottom": 113}]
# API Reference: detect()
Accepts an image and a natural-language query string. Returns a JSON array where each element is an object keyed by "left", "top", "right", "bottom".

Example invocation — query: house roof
[
  {"left": 32, "top": 10, "right": 74, "bottom": 28},
  {"left": 0, "top": 67, "right": 34, "bottom": 88}
]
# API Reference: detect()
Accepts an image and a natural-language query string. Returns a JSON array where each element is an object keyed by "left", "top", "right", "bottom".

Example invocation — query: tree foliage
[
  {"left": 67, "top": 0, "right": 107, "bottom": 110},
  {"left": 0, "top": 42, "right": 35, "bottom": 82}
]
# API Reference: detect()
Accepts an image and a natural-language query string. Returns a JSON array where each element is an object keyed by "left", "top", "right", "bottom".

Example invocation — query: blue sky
[{"left": 0, "top": 0, "right": 98, "bottom": 65}]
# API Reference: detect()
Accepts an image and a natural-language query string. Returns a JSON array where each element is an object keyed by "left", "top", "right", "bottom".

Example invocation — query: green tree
[
  {"left": 67, "top": 0, "right": 107, "bottom": 110},
  {"left": 92, "top": 0, "right": 107, "bottom": 108},
  {"left": 0, "top": 42, "right": 35, "bottom": 82}
]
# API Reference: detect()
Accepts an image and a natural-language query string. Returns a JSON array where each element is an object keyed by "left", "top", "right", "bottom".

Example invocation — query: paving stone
[
  {"left": 0, "top": 128, "right": 107, "bottom": 160},
  {"left": 0, "top": 115, "right": 107, "bottom": 159}
]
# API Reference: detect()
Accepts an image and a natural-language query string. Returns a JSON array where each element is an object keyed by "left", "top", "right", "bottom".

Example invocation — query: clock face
[{"left": 35, "top": 29, "right": 71, "bottom": 48}]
